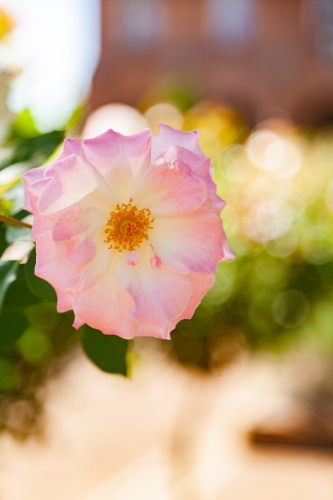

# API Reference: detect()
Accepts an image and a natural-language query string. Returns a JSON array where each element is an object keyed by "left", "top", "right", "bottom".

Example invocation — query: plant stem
[{"left": 0, "top": 215, "right": 32, "bottom": 229}]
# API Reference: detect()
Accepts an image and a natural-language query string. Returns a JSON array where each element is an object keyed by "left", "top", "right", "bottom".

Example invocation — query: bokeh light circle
[
  {"left": 82, "top": 103, "right": 148, "bottom": 138},
  {"left": 272, "top": 289, "right": 309, "bottom": 328}
]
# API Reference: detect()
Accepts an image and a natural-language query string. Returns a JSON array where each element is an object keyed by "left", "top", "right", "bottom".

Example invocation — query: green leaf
[
  {"left": 0, "top": 358, "right": 20, "bottom": 393},
  {"left": 0, "top": 260, "right": 19, "bottom": 314},
  {"left": 0, "top": 226, "right": 6, "bottom": 257},
  {"left": 0, "top": 130, "right": 65, "bottom": 171},
  {"left": 79, "top": 325, "right": 128, "bottom": 375},
  {"left": 0, "top": 308, "right": 28, "bottom": 348},
  {"left": 11, "top": 109, "right": 39, "bottom": 138},
  {"left": 25, "top": 301, "right": 59, "bottom": 330},
  {"left": 3, "top": 264, "right": 40, "bottom": 308},
  {"left": 13, "top": 209, "right": 30, "bottom": 221},
  {"left": 24, "top": 249, "right": 57, "bottom": 302},
  {"left": 16, "top": 327, "right": 52, "bottom": 365}
]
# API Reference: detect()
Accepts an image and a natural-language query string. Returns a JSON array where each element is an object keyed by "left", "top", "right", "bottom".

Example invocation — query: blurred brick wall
[{"left": 91, "top": 0, "right": 333, "bottom": 125}]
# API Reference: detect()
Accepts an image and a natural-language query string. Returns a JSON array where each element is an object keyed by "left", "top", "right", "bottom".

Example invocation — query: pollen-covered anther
[{"left": 104, "top": 198, "right": 153, "bottom": 252}]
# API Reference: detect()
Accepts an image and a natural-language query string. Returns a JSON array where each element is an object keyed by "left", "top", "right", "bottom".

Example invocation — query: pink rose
[{"left": 23, "top": 125, "right": 233, "bottom": 339}]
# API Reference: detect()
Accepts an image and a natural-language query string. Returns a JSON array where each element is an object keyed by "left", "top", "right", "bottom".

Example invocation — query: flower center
[{"left": 104, "top": 198, "right": 154, "bottom": 252}]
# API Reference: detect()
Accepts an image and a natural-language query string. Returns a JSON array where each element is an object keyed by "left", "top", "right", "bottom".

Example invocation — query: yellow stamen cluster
[{"left": 104, "top": 198, "right": 154, "bottom": 252}]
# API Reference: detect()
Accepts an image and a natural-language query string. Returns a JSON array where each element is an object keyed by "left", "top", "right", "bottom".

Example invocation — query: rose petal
[
  {"left": 160, "top": 145, "right": 225, "bottom": 214},
  {"left": 73, "top": 315, "right": 84, "bottom": 329},
  {"left": 30, "top": 212, "right": 53, "bottom": 242},
  {"left": 35, "top": 231, "right": 80, "bottom": 292},
  {"left": 23, "top": 174, "right": 52, "bottom": 212},
  {"left": 76, "top": 232, "right": 114, "bottom": 291},
  {"left": 116, "top": 246, "right": 192, "bottom": 326},
  {"left": 222, "top": 238, "right": 235, "bottom": 260},
  {"left": 52, "top": 206, "right": 105, "bottom": 241},
  {"left": 36, "top": 230, "right": 113, "bottom": 294},
  {"left": 73, "top": 257, "right": 138, "bottom": 339},
  {"left": 58, "top": 137, "right": 83, "bottom": 160},
  {"left": 66, "top": 237, "right": 96, "bottom": 266},
  {"left": 150, "top": 212, "right": 224, "bottom": 274},
  {"left": 25, "top": 136, "right": 83, "bottom": 188},
  {"left": 82, "top": 129, "right": 152, "bottom": 201},
  {"left": 177, "top": 272, "right": 215, "bottom": 320},
  {"left": 150, "top": 249, "right": 162, "bottom": 270},
  {"left": 135, "top": 323, "right": 171, "bottom": 340},
  {"left": 151, "top": 124, "right": 205, "bottom": 161},
  {"left": 37, "top": 154, "right": 113, "bottom": 215},
  {"left": 133, "top": 158, "right": 207, "bottom": 217},
  {"left": 56, "top": 289, "right": 74, "bottom": 313},
  {"left": 160, "top": 273, "right": 215, "bottom": 336},
  {"left": 127, "top": 249, "right": 139, "bottom": 266},
  {"left": 23, "top": 166, "right": 47, "bottom": 186}
]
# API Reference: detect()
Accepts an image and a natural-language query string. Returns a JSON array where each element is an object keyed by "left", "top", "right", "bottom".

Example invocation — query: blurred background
[{"left": 0, "top": 1, "right": 333, "bottom": 499}]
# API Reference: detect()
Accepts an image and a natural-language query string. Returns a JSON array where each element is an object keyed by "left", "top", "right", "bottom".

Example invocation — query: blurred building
[{"left": 91, "top": 0, "right": 333, "bottom": 125}]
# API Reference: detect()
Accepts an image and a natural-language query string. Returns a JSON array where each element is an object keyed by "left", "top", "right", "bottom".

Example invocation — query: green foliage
[
  {"left": 0, "top": 308, "right": 28, "bottom": 348},
  {"left": 4, "top": 263, "right": 40, "bottom": 308},
  {"left": 0, "top": 260, "right": 19, "bottom": 314},
  {"left": 25, "top": 249, "right": 57, "bottom": 302},
  {"left": 0, "top": 130, "right": 64, "bottom": 171},
  {"left": 79, "top": 325, "right": 128, "bottom": 375},
  {"left": 25, "top": 301, "right": 59, "bottom": 330},
  {"left": 66, "top": 103, "right": 85, "bottom": 132},
  {"left": 0, "top": 199, "right": 12, "bottom": 217},
  {"left": 0, "top": 225, "right": 6, "bottom": 257},
  {"left": 164, "top": 85, "right": 198, "bottom": 111},
  {"left": 0, "top": 359, "right": 20, "bottom": 393},
  {"left": 10, "top": 109, "right": 40, "bottom": 138},
  {"left": 17, "top": 327, "right": 52, "bottom": 365}
]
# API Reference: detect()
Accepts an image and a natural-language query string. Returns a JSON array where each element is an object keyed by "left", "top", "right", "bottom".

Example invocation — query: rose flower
[{"left": 23, "top": 126, "right": 233, "bottom": 339}]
